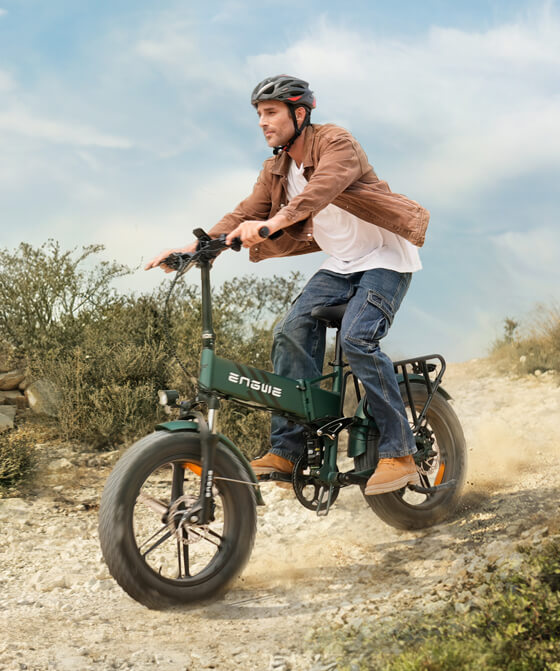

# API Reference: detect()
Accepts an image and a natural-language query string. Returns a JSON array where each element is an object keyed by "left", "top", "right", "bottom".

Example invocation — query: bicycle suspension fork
[{"left": 184, "top": 259, "right": 220, "bottom": 526}]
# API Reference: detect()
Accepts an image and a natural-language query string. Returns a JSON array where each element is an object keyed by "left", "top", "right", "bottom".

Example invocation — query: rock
[
  {"left": 47, "top": 458, "right": 73, "bottom": 471},
  {"left": 0, "top": 369, "right": 25, "bottom": 391},
  {"left": 0, "top": 405, "right": 16, "bottom": 432},
  {"left": 25, "top": 379, "right": 61, "bottom": 416},
  {"left": 0, "top": 390, "right": 25, "bottom": 406}
]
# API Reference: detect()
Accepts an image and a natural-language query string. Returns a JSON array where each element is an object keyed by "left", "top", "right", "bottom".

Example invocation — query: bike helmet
[{"left": 251, "top": 75, "right": 316, "bottom": 154}]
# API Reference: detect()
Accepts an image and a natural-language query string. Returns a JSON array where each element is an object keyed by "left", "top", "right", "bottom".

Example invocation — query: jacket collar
[{"left": 270, "top": 124, "right": 317, "bottom": 176}]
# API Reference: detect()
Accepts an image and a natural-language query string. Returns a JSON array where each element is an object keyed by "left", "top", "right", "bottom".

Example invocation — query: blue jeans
[{"left": 270, "top": 268, "right": 416, "bottom": 462}]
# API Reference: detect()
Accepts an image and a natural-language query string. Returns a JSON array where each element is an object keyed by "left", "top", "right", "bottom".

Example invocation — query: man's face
[{"left": 256, "top": 100, "right": 294, "bottom": 148}]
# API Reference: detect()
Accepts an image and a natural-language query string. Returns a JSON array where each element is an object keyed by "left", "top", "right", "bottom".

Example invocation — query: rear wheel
[
  {"left": 98, "top": 431, "right": 257, "bottom": 608},
  {"left": 355, "top": 385, "right": 466, "bottom": 530}
]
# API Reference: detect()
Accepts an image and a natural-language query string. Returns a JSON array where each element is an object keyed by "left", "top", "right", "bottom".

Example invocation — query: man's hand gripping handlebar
[
  {"left": 146, "top": 226, "right": 282, "bottom": 273},
  {"left": 161, "top": 229, "right": 243, "bottom": 272}
]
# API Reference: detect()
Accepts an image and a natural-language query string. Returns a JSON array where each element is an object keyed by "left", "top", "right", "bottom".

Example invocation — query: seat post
[{"left": 332, "top": 327, "right": 344, "bottom": 368}]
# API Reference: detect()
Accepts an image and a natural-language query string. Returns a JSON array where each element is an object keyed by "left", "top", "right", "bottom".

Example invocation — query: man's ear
[{"left": 295, "top": 106, "right": 307, "bottom": 125}]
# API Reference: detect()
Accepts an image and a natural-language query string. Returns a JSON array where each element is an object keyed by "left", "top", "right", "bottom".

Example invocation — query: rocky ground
[{"left": 1, "top": 359, "right": 559, "bottom": 671}]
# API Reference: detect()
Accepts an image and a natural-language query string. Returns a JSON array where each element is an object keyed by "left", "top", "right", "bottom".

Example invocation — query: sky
[{"left": 0, "top": 0, "right": 559, "bottom": 362}]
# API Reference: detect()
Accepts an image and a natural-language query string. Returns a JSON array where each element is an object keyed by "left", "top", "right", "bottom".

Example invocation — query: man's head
[{"left": 251, "top": 75, "right": 315, "bottom": 154}]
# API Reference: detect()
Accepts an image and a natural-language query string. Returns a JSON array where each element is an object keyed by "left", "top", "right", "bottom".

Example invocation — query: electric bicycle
[{"left": 98, "top": 229, "right": 466, "bottom": 609}]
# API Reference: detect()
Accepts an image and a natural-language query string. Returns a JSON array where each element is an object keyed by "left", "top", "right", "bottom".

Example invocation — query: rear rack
[{"left": 392, "top": 354, "right": 446, "bottom": 431}]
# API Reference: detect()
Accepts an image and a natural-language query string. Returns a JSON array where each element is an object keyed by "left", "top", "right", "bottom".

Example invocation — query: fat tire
[
  {"left": 98, "top": 431, "right": 257, "bottom": 609},
  {"left": 356, "top": 385, "right": 466, "bottom": 530}
]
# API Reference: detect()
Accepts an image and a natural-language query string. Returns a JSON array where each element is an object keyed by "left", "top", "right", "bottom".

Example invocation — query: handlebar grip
[
  {"left": 258, "top": 226, "right": 284, "bottom": 240},
  {"left": 229, "top": 237, "right": 242, "bottom": 252}
]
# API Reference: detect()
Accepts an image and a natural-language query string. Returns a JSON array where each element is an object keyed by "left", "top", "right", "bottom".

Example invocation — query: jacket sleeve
[
  {"left": 208, "top": 169, "right": 272, "bottom": 237},
  {"left": 280, "top": 135, "right": 369, "bottom": 224}
]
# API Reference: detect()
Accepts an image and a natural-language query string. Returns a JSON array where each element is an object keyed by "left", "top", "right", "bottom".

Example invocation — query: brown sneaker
[
  {"left": 250, "top": 452, "right": 294, "bottom": 477},
  {"left": 364, "top": 455, "right": 420, "bottom": 495}
]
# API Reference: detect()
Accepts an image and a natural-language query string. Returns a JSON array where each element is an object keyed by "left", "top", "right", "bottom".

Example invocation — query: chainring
[{"left": 292, "top": 455, "right": 340, "bottom": 511}]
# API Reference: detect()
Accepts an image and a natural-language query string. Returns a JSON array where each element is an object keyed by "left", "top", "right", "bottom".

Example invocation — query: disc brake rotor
[
  {"left": 415, "top": 426, "right": 439, "bottom": 477},
  {"left": 167, "top": 495, "right": 213, "bottom": 545}
]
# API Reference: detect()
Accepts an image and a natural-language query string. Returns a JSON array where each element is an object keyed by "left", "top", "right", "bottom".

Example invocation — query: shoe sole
[
  {"left": 364, "top": 472, "right": 420, "bottom": 496},
  {"left": 251, "top": 466, "right": 293, "bottom": 476}
]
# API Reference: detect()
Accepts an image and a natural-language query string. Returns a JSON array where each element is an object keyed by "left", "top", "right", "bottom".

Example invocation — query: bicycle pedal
[
  {"left": 408, "top": 479, "right": 456, "bottom": 494},
  {"left": 258, "top": 471, "right": 292, "bottom": 483}
]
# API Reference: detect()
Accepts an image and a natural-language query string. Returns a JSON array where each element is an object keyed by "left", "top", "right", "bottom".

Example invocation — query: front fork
[{"left": 179, "top": 405, "right": 218, "bottom": 526}]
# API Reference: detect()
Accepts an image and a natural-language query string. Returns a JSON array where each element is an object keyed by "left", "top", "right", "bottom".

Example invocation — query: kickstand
[{"left": 316, "top": 485, "right": 335, "bottom": 517}]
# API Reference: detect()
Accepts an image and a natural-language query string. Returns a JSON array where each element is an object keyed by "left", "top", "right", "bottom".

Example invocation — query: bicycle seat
[{"left": 311, "top": 303, "right": 348, "bottom": 328}]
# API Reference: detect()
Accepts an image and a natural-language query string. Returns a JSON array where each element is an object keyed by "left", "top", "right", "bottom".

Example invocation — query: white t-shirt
[{"left": 286, "top": 160, "right": 422, "bottom": 274}]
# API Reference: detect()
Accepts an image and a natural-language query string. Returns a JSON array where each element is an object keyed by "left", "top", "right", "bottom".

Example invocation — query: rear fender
[
  {"left": 347, "top": 383, "right": 452, "bottom": 458},
  {"left": 155, "top": 420, "right": 265, "bottom": 506}
]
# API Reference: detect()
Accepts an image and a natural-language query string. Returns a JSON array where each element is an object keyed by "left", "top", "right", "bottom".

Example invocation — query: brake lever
[
  {"left": 162, "top": 252, "right": 193, "bottom": 271},
  {"left": 228, "top": 236, "right": 242, "bottom": 252}
]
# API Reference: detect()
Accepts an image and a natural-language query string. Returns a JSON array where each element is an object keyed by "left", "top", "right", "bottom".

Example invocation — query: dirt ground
[{"left": 1, "top": 359, "right": 559, "bottom": 671}]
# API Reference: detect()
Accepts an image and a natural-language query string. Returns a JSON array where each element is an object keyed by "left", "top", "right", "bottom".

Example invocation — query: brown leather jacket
[{"left": 209, "top": 123, "right": 429, "bottom": 262}]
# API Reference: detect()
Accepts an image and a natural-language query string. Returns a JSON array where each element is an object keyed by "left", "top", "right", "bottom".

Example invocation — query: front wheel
[
  {"left": 98, "top": 431, "right": 257, "bottom": 609},
  {"left": 355, "top": 385, "right": 466, "bottom": 530}
]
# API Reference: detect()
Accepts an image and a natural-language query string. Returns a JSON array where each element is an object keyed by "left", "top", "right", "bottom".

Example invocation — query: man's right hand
[{"left": 144, "top": 242, "right": 198, "bottom": 273}]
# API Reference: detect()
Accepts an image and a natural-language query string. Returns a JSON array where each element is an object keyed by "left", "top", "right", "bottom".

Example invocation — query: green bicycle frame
[{"left": 158, "top": 248, "right": 452, "bottom": 515}]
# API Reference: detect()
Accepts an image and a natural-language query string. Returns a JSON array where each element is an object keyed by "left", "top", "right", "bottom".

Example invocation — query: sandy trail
[{"left": 1, "top": 360, "right": 559, "bottom": 671}]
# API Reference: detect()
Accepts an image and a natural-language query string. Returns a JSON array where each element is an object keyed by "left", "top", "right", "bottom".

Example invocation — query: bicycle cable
[{"left": 162, "top": 260, "right": 196, "bottom": 383}]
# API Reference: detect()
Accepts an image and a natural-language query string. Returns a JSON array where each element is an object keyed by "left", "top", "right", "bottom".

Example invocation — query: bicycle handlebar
[
  {"left": 162, "top": 232, "right": 241, "bottom": 271},
  {"left": 162, "top": 225, "right": 283, "bottom": 272}
]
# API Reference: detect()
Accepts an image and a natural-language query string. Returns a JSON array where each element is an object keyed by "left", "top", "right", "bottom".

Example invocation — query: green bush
[
  {"left": 0, "top": 240, "right": 130, "bottom": 356},
  {"left": 30, "top": 293, "right": 173, "bottom": 448},
  {"left": 1, "top": 240, "right": 304, "bottom": 452},
  {"left": 313, "top": 539, "right": 560, "bottom": 671},
  {"left": 0, "top": 428, "right": 35, "bottom": 492}
]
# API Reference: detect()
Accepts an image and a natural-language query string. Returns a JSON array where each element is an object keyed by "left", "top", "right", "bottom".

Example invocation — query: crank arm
[{"left": 408, "top": 479, "right": 457, "bottom": 495}]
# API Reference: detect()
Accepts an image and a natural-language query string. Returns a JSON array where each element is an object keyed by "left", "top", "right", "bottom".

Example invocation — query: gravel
[{"left": 1, "top": 360, "right": 559, "bottom": 671}]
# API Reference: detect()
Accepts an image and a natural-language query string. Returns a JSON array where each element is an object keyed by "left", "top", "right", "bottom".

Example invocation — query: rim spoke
[
  {"left": 189, "top": 526, "right": 222, "bottom": 548},
  {"left": 139, "top": 524, "right": 173, "bottom": 557}
]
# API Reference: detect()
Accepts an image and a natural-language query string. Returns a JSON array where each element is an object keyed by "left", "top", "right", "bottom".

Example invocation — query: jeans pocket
[
  {"left": 366, "top": 288, "right": 395, "bottom": 326},
  {"left": 345, "top": 292, "right": 392, "bottom": 348}
]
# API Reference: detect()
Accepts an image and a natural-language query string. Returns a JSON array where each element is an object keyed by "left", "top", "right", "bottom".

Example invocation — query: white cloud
[
  {"left": 0, "top": 9, "right": 7, "bottom": 18},
  {"left": 247, "top": 7, "right": 560, "bottom": 207},
  {"left": 0, "top": 107, "right": 132, "bottom": 148},
  {"left": 492, "top": 225, "right": 560, "bottom": 284},
  {"left": 0, "top": 68, "right": 14, "bottom": 92},
  {"left": 133, "top": 14, "right": 248, "bottom": 97}
]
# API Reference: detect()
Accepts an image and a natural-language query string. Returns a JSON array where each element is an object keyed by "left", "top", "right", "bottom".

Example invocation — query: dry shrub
[
  {"left": 0, "top": 428, "right": 36, "bottom": 492},
  {"left": 491, "top": 304, "right": 560, "bottom": 376}
]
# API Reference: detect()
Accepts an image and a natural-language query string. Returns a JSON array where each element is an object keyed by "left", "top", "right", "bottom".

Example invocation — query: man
[{"left": 146, "top": 75, "right": 429, "bottom": 495}]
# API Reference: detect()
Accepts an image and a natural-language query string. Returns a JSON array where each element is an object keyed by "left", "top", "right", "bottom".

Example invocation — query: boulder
[
  {"left": 0, "top": 369, "right": 26, "bottom": 391},
  {"left": 0, "top": 390, "right": 26, "bottom": 407},
  {"left": 0, "top": 405, "right": 16, "bottom": 432},
  {"left": 25, "top": 379, "right": 61, "bottom": 417}
]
